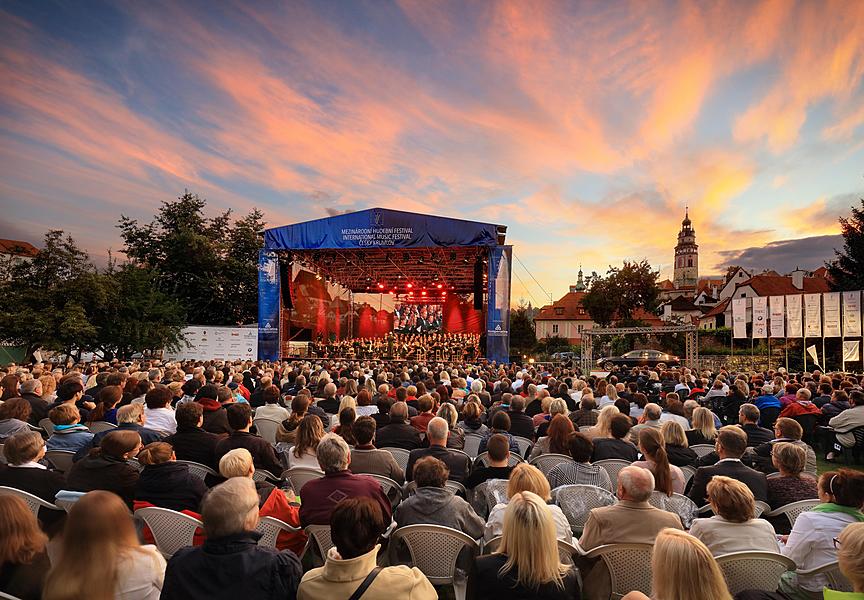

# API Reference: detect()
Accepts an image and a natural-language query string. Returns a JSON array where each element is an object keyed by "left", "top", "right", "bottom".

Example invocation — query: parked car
[
  {"left": 596, "top": 349, "right": 679, "bottom": 369},
  {"left": 551, "top": 351, "right": 579, "bottom": 361}
]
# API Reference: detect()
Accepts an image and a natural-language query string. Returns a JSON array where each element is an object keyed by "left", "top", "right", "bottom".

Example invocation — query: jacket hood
[
  {"left": 198, "top": 398, "right": 221, "bottom": 412},
  {"left": 410, "top": 486, "right": 455, "bottom": 516}
]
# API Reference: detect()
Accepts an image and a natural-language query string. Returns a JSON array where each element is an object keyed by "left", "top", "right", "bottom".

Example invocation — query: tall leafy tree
[
  {"left": 581, "top": 260, "right": 659, "bottom": 326},
  {"left": 509, "top": 301, "right": 537, "bottom": 357},
  {"left": 118, "top": 192, "right": 264, "bottom": 325},
  {"left": 827, "top": 197, "right": 864, "bottom": 291}
]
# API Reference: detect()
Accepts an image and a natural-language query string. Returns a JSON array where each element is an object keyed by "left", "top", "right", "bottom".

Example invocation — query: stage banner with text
[
  {"left": 752, "top": 297, "right": 768, "bottom": 338},
  {"left": 257, "top": 250, "right": 281, "bottom": 361},
  {"left": 486, "top": 245, "right": 512, "bottom": 363},
  {"left": 732, "top": 298, "right": 747, "bottom": 339},
  {"left": 166, "top": 326, "right": 258, "bottom": 361},
  {"left": 843, "top": 291, "right": 862, "bottom": 337},
  {"left": 804, "top": 293, "right": 822, "bottom": 338},
  {"left": 786, "top": 294, "right": 803, "bottom": 338},
  {"left": 769, "top": 295, "right": 785, "bottom": 338},
  {"left": 823, "top": 292, "right": 841, "bottom": 338}
]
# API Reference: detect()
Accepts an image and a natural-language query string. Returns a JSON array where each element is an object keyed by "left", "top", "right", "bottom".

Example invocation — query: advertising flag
[
  {"left": 804, "top": 293, "right": 821, "bottom": 338},
  {"left": 786, "top": 294, "right": 803, "bottom": 338},
  {"left": 806, "top": 344, "right": 821, "bottom": 368},
  {"left": 732, "top": 298, "right": 747, "bottom": 339},
  {"left": 843, "top": 291, "right": 861, "bottom": 337},
  {"left": 843, "top": 340, "right": 860, "bottom": 362},
  {"left": 769, "top": 295, "right": 785, "bottom": 338},
  {"left": 752, "top": 296, "right": 767, "bottom": 338},
  {"left": 823, "top": 292, "right": 841, "bottom": 338}
]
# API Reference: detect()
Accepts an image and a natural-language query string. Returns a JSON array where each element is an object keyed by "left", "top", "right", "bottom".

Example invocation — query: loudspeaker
[
  {"left": 473, "top": 259, "right": 484, "bottom": 310},
  {"left": 280, "top": 260, "right": 293, "bottom": 309}
]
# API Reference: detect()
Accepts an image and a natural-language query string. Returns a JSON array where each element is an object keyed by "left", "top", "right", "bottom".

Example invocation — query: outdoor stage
[{"left": 257, "top": 208, "right": 512, "bottom": 363}]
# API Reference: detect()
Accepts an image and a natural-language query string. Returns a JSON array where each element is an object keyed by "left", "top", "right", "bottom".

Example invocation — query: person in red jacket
[{"left": 779, "top": 388, "right": 822, "bottom": 419}]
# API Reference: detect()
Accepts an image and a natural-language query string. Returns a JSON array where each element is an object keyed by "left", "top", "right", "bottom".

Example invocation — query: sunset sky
[{"left": 1, "top": 0, "right": 863, "bottom": 306}]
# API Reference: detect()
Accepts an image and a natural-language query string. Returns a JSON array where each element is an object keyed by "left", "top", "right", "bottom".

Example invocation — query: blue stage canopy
[{"left": 264, "top": 207, "right": 502, "bottom": 250}]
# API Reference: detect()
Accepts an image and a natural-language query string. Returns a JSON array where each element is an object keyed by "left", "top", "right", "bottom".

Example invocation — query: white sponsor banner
[
  {"left": 752, "top": 296, "right": 768, "bottom": 338},
  {"left": 786, "top": 294, "right": 803, "bottom": 338},
  {"left": 823, "top": 292, "right": 841, "bottom": 338},
  {"left": 843, "top": 291, "right": 862, "bottom": 337},
  {"left": 769, "top": 295, "right": 785, "bottom": 338},
  {"left": 164, "top": 326, "right": 258, "bottom": 361},
  {"left": 806, "top": 344, "right": 821, "bottom": 368},
  {"left": 843, "top": 340, "right": 860, "bottom": 362},
  {"left": 732, "top": 298, "right": 748, "bottom": 339},
  {"left": 804, "top": 293, "right": 822, "bottom": 338}
]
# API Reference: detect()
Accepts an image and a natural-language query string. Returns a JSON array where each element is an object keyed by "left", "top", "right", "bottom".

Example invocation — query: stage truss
[{"left": 580, "top": 325, "right": 699, "bottom": 373}]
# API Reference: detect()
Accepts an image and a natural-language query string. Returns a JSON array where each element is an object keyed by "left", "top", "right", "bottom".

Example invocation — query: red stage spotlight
[
  {"left": 442, "top": 291, "right": 447, "bottom": 296},
  {"left": 406, "top": 283, "right": 413, "bottom": 289},
  {"left": 421, "top": 290, "right": 427, "bottom": 296},
  {"left": 436, "top": 283, "right": 442, "bottom": 289},
  {"left": 389, "top": 289, "right": 395, "bottom": 295},
  {"left": 377, "top": 283, "right": 385, "bottom": 289}
]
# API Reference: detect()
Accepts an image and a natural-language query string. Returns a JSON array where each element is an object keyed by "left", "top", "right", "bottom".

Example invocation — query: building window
[
  {"left": 740, "top": 293, "right": 746, "bottom": 298},
  {"left": 578, "top": 308, "right": 585, "bottom": 315},
  {"left": 577, "top": 324, "right": 583, "bottom": 333},
  {"left": 552, "top": 324, "right": 559, "bottom": 334},
  {"left": 554, "top": 307, "right": 564, "bottom": 315},
  {"left": 687, "top": 258, "right": 693, "bottom": 267}
]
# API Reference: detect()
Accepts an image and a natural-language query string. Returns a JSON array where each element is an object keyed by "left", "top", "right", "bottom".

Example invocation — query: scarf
[{"left": 811, "top": 503, "right": 864, "bottom": 522}]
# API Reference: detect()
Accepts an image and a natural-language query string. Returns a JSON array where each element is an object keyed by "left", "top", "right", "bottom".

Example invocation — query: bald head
[
  {"left": 426, "top": 417, "right": 449, "bottom": 445},
  {"left": 643, "top": 403, "right": 662, "bottom": 421},
  {"left": 617, "top": 465, "right": 655, "bottom": 502}
]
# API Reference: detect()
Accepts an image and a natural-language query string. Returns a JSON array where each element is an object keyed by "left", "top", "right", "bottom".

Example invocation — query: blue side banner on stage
[
  {"left": 258, "top": 250, "right": 280, "bottom": 360},
  {"left": 264, "top": 207, "right": 499, "bottom": 250},
  {"left": 486, "top": 245, "right": 512, "bottom": 364}
]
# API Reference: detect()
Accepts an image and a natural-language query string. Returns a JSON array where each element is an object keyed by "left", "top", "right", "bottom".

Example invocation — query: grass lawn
[{"left": 816, "top": 453, "right": 864, "bottom": 474}]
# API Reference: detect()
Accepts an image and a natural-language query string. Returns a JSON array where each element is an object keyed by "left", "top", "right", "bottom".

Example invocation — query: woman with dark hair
[
  {"left": 633, "top": 427, "right": 684, "bottom": 495},
  {"left": 134, "top": 441, "right": 207, "bottom": 513},
  {"left": 0, "top": 494, "right": 50, "bottom": 600},
  {"left": 66, "top": 429, "right": 142, "bottom": 508},
  {"left": 291, "top": 414, "right": 325, "bottom": 469},
  {"left": 276, "top": 394, "right": 310, "bottom": 444},
  {"left": 547, "top": 431, "right": 613, "bottom": 491},
  {"left": 0, "top": 398, "right": 31, "bottom": 442},
  {"left": 0, "top": 374, "right": 20, "bottom": 401},
  {"left": 529, "top": 414, "right": 574, "bottom": 460},
  {"left": 334, "top": 407, "right": 357, "bottom": 446},
  {"left": 87, "top": 385, "right": 123, "bottom": 425}
]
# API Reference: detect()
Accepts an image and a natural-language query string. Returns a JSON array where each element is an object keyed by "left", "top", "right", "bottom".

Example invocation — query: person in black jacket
[
  {"left": 165, "top": 402, "right": 220, "bottom": 470},
  {"left": 135, "top": 441, "right": 207, "bottom": 512},
  {"left": 196, "top": 384, "right": 232, "bottom": 436},
  {"left": 19, "top": 379, "right": 51, "bottom": 425},
  {"left": 0, "top": 430, "right": 66, "bottom": 530},
  {"left": 405, "top": 417, "right": 471, "bottom": 483},
  {"left": 375, "top": 402, "right": 422, "bottom": 450},
  {"left": 687, "top": 426, "right": 767, "bottom": 506},
  {"left": 661, "top": 421, "right": 698, "bottom": 467},
  {"left": 591, "top": 414, "right": 639, "bottom": 462},
  {"left": 506, "top": 396, "right": 536, "bottom": 441},
  {"left": 214, "top": 403, "right": 283, "bottom": 476},
  {"left": 75, "top": 403, "right": 164, "bottom": 461},
  {"left": 694, "top": 404, "right": 775, "bottom": 467},
  {"left": 316, "top": 382, "right": 340, "bottom": 415},
  {"left": 161, "top": 477, "right": 302, "bottom": 600},
  {"left": 66, "top": 429, "right": 142, "bottom": 508}
]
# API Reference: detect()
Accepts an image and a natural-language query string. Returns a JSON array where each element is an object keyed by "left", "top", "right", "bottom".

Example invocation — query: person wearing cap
[{"left": 754, "top": 384, "right": 782, "bottom": 429}]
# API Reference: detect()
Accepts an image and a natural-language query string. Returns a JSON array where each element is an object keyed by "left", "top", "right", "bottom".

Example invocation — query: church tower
[{"left": 673, "top": 207, "right": 698, "bottom": 289}]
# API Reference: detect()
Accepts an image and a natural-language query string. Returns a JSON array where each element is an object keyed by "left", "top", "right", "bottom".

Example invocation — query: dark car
[{"left": 596, "top": 349, "right": 680, "bottom": 369}]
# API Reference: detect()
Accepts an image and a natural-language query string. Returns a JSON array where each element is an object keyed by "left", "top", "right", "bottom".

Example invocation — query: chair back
[
  {"left": 256, "top": 516, "right": 301, "bottom": 548},
  {"left": 764, "top": 499, "right": 820, "bottom": 530},
  {"left": 39, "top": 418, "right": 54, "bottom": 436},
  {"left": 551, "top": 484, "right": 616, "bottom": 535},
  {"left": 253, "top": 418, "right": 281, "bottom": 444},
  {"left": 593, "top": 459, "right": 631, "bottom": 489},
  {"left": 44, "top": 450, "right": 75, "bottom": 474},
  {"left": 174, "top": 460, "right": 219, "bottom": 482},
  {"left": 252, "top": 469, "right": 278, "bottom": 483},
  {"left": 0, "top": 485, "right": 61, "bottom": 516},
  {"left": 368, "top": 473, "right": 403, "bottom": 509},
  {"left": 512, "top": 436, "right": 533, "bottom": 458},
  {"left": 381, "top": 447, "right": 411, "bottom": 471},
  {"left": 679, "top": 464, "right": 697, "bottom": 488},
  {"left": 583, "top": 543, "right": 654, "bottom": 599},
  {"left": 282, "top": 466, "right": 325, "bottom": 493},
  {"left": 87, "top": 421, "right": 117, "bottom": 434},
  {"left": 445, "top": 480, "right": 467, "bottom": 498},
  {"left": 482, "top": 478, "right": 510, "bottom": 513},
  {"left": 690, "top": 444, "right": 715, "bottom": 457},
  {"left": 463, "top": 433, "right": 483, "bottom": 458},
  {"left": 306, "top": 524, "right": 334, "bottom": 564},
  {"left": 647, "top": 491, "right": 699, "bottom": 528},
  {"left": 389, "top": 524, "right": 479, "bottom": 586},
  {"left": 529, "top": 453, "right": 575, "bottom": 476},
  {"left": 54, "top": 491, "right": 85, "bottom": 512},
  {"left": 474, "top": 451, "right": 523, "bottom": 469},
  {"left": 716, "top": 551, "right": 796, "bottom": 594},
  {"left": 134, "top": 506, "right": 203, "bottom": 558},
  {"left": 486, "top": 534, "right": 579, "bottom": 565},
  {"left": 796, "top": 561, "right": 853, "bottom": 593},
  {"left": 754, "top": 500, "right": 770, "bottom": 518},
  {"left": 127, "top": 457, "right": 145, "bottom": 472}
]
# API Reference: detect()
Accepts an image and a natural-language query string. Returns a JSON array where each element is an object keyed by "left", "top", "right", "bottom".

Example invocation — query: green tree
[
  {"left": 510, "top": 302, "right": 537, "bottom": 356},
  {"left": 581, "top": 260, "right": 659, "bottom": 326},
  {"left": 118, "top": 192, "right": 264, "bottom": 325},
  {"left": 827, "top": 196, "right": 864, "bottom": 291}
]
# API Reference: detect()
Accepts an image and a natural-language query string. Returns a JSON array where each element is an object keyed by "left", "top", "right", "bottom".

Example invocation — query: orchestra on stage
[{"left": 309, "top": 332, "right": 480, "bottom": 362}]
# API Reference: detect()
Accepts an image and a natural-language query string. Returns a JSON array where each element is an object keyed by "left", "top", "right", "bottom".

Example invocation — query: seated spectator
[
  {"left": 49, "top": 379, "right": 91, "bottom": 423},
  {"left": 46, "top": 404, "right": 93, "bottom": 454},
  {"left": 215, "top": 403, "right": 283, "bottom": 476},
  {"left": 688, "top": 426, "right": 768, "bottom": 506},
  {"left": 628, "top": 402, "right": 662, "bottom": 444},
  {"left": 135, "top": 441, "right": 207, "bottom": 513},
  {"left": 86, "top": 384, "right": 122, "bottom": 426},
  {"left": 834, "top": 522, "right": 864, "bottom": 597},
  {"left": 569, "top": 395, "right": 598, "bottom": 428},
  {"left": 43, "top": 490, "right": 166, "bottom": 600},
  {"left": 316, "top": 382, "right": 340, "bottom": 414},
  {"left": 298, "top": 497, "right": 436, "bottom": 600},
  {"left": 276, "top": 394, "right": 310, "bottom": 445},
  {"left": 750, "top": 417, "right": 818, "bottom": 477},
  {"left": 660, "top": 394, "right": 691, "bottom": 430},
  {"left": 0, "top": 398, "right": 32, "bottom": 442},
  {"left": 395, "top": 457, "right": 484, "bottom": 538},
  {"left": 660, "top": 420, "right": 698, "bottom": 467},
  {"left": 161, "top": 478, "right": 302, "bottom": 600},
  {"left": 409, "top": 394, "right": 436, "bottom": 433},
  {"left": 164, "top": 402, "right": 220, "bottom": 470},
  {"left": 591, "top": 414, "right": 639, "bottom": 462},
  {"left": 633, "top": 428, "right": 685, "bottom": 495},
  {"left": 289, "top": 414, "right": 325, "bottom": 469},
  {"left": 437, "top": 403, "right": 465, "bottom": 450},
  {"left": 583, "top": 405, "right": 619, "bottom": 442},
  {"left": 548, "top": 431, "right": 612, "bottom": 491},
  {"left": 0, "top": 431, "right": 65, "bottom": 528},
  {"left": 196, "top": 384, "right": 231, "bottom": 435},
  {"left": 621, "top": 528, "right": 732, "bottom": 600},
  {"left": 754, "top": 384, "right": 782, "bottom": 429},
  {"left": 254, "top": 385, "right": 290, "bottom": 422},
  {"left": 471, "top": 491, "right": 581, "bottom": 600},
  {"left": 0, "top": 494, "right": 50, "bottom": 600},
  {"left": 142, "top": 385, "right": 177, "bottom": 434},
  {"left": 477, "top": 411, "right": 521, "bottom": 455},
  {"left": 820, "top": 389, "right": 850, "bottom": 422},
  {"left": 464, "top": 433, "right": 514, "bottom": 489},
  {"left": 333, "top": 406, "right": 357, "bottom": 446},
  {"left": 299, "top": 433, "right": 391, "bottom": 527},
  {"left": 778, "top": 469, "right": 864, "bottom": 599},
  {"left": 405, "top": 417, "right": 471, "bottom": 483},
  {"left": 66, "top": 430, "right": 142, "bottom": 508},
  {"left": 779, "top": 387, "right": 822, "bottom": 420},
  {"left": 826, "top": 389, "right": 864, "bottom": 461},
  {"left": 529, "top": 414, "right": 574, "bottom": 460},
  {"left": 688, "top": 476, "right": 779, "bottom": 555},
  {"left": 375, "top": 402, "right": 422, "bottom": 450},
  {"left": 19, "top": 378, "right": 51, "bottom": 425},
  {"left": 685, "top": 406, "right": 718, "bottom": 446},
  {"left": 536, "top": 398, "right": 569, "bottom": 438},
  {"left": 738, "top": 402, "right": 775, "bottom": 446},
  {"left": 347, "top": 416, "right": 404, "bottom": 484},
  {"left": 505, "top": 396, "right": 536, "bottom": 440},
  {"left": 458, "top": 399, "right": 489, "bottom": 436},
  {"left": 766, "top": 442, "right": 818, "bottom": 511},
  {"left": 90, "top": 404, "right": 164, "bottom": 457},
  {"left": 485, "top": 463, "right": 571, "bottom": 542},
  {"left": 219, "top": 448, "right": 306, "bottom": 557}
]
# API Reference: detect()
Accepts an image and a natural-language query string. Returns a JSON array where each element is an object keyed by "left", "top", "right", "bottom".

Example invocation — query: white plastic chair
[
  {"left": 44, "top": 450, "right": 75, "bottom": 474},
  {"left": 253, "top": 418, "right": 281, "bottom": 444},
  {"left": 552, "top": 484, "right": 617, "bottom": 535},
  {"left": 582, "top": 543, "right": 654, "bottom": 599},
  {"left": 369, "top": 473, "right": 403, "bottom": 509},
  {"left": 754, "top": 500, "right": 770, "bottom": 518},
  {"left": 127, "top": 457, "right": 145, "bottom": 472},
  {"left": 716, "top": 551, "right": 796, "bottom": 594},
  {"left": 389, "top": 524, "right": 479, "bottom": 600},
  {"left": 0, "top": 485, "right": 62, "bottom": 517},
  {"left": 764, "top": 499, "right": 820, "bottom": 530},
  {"left": 484, "top": 535, "right": 578, "bottom": 565},
  {"left": 380, "top": 447, "right": 411, "bottom": 471},
  {"left": 174, "top": 459, "right": 219, "bottom": 482},
  {"left": 252, "top": 468, "right": 278, "bottom": 483},
  {"left": 690, "top": 444, "right": 715, "bottom": 458},
  {"left": 463, "top": 433, "right": 483, "bottom": 458},
  {"left": 796, "top": 561, "right": 853, "bottom": 593},
  {"left": 87, "top": 421, "right": 117, "bottom": 433},
  {"left": 306, "top": 524, "right": 334, "bottom": 566},
  {"left": 474, "top": 451, "right": 523, "bottom": 468},
  {"left": 679, "top": 464, "right": 697, "bottom": 488},
  {"left": 134, "top": 506, "right": 203, "bottom": 558},
  {"left": 593, "top": 459, "right": 631, "bottom": 490},
  {"left": 481, "top": 478, "right": 510, "bottom": 514},
  {"left": 647, "top": 491, "right": 699, "bottom": 528},
  {"left": 512, "top": 435, "right": 533, "bottom": 457},
  {"left": 0, "top": 444, "right": 5, "bottom": 465},
  {"left": 256, "top": 515, "right": 302, "bottom": 549},
  {"left": 282, "top": 466, "right": 324, "bottom": 494},
  {"left": 529, "top": 453, "right": 575, "bottom": 476}
]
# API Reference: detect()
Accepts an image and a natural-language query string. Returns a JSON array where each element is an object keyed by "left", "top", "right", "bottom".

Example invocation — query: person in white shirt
[
  {"left": 143, "top": 386, "right": 177, "bottom": 435},
  {"left": 253, "top": 385, "right": 290, "bottom": 422}
]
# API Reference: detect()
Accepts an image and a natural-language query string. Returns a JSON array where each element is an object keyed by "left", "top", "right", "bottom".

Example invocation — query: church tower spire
[{"left": 673, "top": 207, "right": 698, "bottom": 289}]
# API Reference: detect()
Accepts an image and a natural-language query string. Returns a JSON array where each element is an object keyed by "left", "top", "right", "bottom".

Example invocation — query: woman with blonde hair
[
  {"left": 43, "top": 491, "right": 166, "bottom": 600},
  {"left": 338, "top": 395, "right": 356, "bottom": 415},
  {"left": 598, "top": 383, "right": 618, "bottom": 408},
  {"left": 484, "top": 463, "right": 571, "bottom": 542},
  {"left": 0, "top": 495, "right": 50, "bottom": 600},
  {"left": 622, "top": 528, "right": 732, "bottom": 600},
  {"left": 834, "top": 522, "right": 864, "bottom": 597},
  {"left": 660, "top": 420, "right": 698, "bottom": 467},
  {"left": 584, "top": 405, "right": 619, "bottom": 441},
  {"left": 290, "top": 414, "right": 325, "bottom": 468},
  {"left": 39, "top": 374, "right": 57, "bottom": 401},
  {"left": 633, "top": 427, "right": 685, "bottom": 495},
  {"left": 686, "top": 406, "right": 718, "bottom": 446},
  {"left": 471, "top": 491, "right": 580, "bottom": 600},
  {"left": 436, "top": 402, "right": 465, "bottom": 450}
]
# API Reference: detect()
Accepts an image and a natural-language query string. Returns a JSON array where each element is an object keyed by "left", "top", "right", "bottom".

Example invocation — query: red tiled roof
[
  {"left": 535, "top": 291, "right": 592, "bottom": 321},
  {"left": 0, "top": 239, "right": 38, "bottom": 257},
  {"left": 702, "top": 298, "right": 731, "bottom": 318},
  {"left": 657, "top": 279, "right": 676, "bottom": 290},
  {"left": 811, "top": 266, "right": 828, "bottom": 278},
  {"left": 696, "top": 277, "right": 724, "bottom": 295},
  {"left": 741, "top": 275, "right": 831, "bottom": 296}
]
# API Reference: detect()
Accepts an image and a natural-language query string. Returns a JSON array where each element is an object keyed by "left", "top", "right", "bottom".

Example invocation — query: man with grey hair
[
  {"left": 298, "top": 433, "right": 391, "bottom": 527},
  {"left": 162, "top": 477, "right": 302, "bottom": 599},
  {"left": 405, "top": 417, "right": 471, "bottom": 483},
  {"left": 20, "top": 378, "right": 50, "bottom": 424},
  {"left": 628, "top": 402, "right": 663, "bottom": 444},
  {"left": 317, "top": 382, "right": 339, "bottom": 414},
  {"left": 578, "top": 465, "right": 684, "bottom": 600}
]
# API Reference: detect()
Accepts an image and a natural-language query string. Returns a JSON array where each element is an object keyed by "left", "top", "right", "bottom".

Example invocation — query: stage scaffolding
[{"left": 580, "top": 325, "right": 699, "bottom": 373}]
